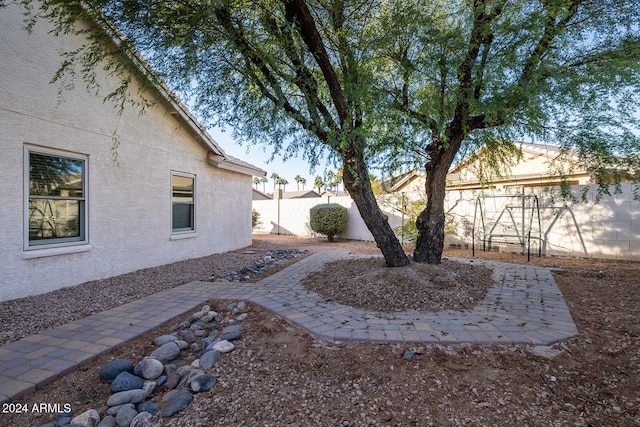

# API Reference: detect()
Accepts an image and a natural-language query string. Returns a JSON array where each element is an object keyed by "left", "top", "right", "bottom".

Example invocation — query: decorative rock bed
[
  {"left": 38, "top": 301, "right": 249, "bottom": 427},
  {"left": 212, "top": 249, "right": 308, "bottom": 282},
  {"left": 36, "top": 248, "right": 309, "bottom": 427}
]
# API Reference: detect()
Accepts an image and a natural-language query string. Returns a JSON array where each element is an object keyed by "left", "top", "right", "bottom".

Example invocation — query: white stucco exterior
[{"left": 0, "top": 4, "right": 263, "bottom": 301}]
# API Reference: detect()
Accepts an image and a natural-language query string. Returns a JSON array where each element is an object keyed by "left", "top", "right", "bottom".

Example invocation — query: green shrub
[
  {"left": 252, "top": 209, "right": 261, "bottom": 229},
  {"left": 310, "top": 203, "right": 347, "bottom": 241}
]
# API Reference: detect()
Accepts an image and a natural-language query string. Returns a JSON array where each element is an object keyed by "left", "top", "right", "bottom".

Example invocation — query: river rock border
[
  {"left": 38, "top": 301, "right": 249, "bottom": 427},
  {"left": 212, "top": 249, "right": 309, "bottom": 282},
  {"left": 36, "top": 248, "right": 308, "bottom": 427}
]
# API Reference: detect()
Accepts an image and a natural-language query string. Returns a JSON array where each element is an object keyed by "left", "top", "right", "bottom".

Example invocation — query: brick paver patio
[{"left": 0, "top": 251, "right": 578, "bottom": 403}]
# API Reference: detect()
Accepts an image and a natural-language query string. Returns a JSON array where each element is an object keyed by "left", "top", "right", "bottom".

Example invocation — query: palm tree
[
  {"left": 276, "top": 177, "right": 289, "bottom": 192},
  {"left": 270, "top": 172, "right": 280, "bottom": 194},
  {"left": 326, "top": 170, "right": 336, "bottom": 192},
  {"left": 252, "top": 177, "right": 261, "bottom": 189},
  {"left": 300, "top": 177, "right": 306, "bottom": 190},
  {"left": 260, "top": 176, "right": 268, "bottom": 193},
  {"left": 294, "top": 175, "right": 302, "bottom": 191},
  {"left": 314, "top": 175, "right": 324, "bottom": 194}
]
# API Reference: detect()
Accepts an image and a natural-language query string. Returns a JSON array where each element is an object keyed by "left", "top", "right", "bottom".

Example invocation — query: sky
[{"left": 208, "top": 126, "right": 339, "bottom": 194}]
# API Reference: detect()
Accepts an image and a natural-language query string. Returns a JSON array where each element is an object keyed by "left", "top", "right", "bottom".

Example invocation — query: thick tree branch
[
  {"left": 283, "top": 0, "right": 349, "bottom": 127},
  {"left": 327, "top": 1, "right": 362, "bottom": 130},
  {"left": 214, "top": 6, "right": 328, "bottom": 142},
  {"left": 260, "top": 12, "right": 339, "bottom": 138}
]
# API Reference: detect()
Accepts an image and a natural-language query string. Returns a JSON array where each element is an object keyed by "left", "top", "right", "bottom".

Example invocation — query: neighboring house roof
[
  {"left": 390, "top": 170, "right": 424, "bottom": 193},
  {"left": 390, "top": 141, "right": 591, "bottom": 193},
  {"left": 281, "top": 190, "right": 321, "bottom": 199},
  {"left": 252, "top": 188, "right": 272, "bottom": 200},
  {"left": 449, "top": 141, "right": 568, "bottom": 175},
  {"left": 320, "top": 190, "right": 349, "bottom": 197},
  {"left": 89, "top": 10, "right": 266, "bottom": 178}
]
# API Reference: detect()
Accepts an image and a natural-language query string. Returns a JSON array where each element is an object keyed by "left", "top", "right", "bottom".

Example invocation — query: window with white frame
[
  {"left": 171, "top": 173, "right": 195, "bottom": 232},
  {"left": 25, "top": 147, "right": 87, "bottom": 248}
]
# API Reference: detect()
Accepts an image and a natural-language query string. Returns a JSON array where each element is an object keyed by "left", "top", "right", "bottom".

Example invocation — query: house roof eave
[{"left": 207, "top": 152, "right": 266, "bottom": 177}]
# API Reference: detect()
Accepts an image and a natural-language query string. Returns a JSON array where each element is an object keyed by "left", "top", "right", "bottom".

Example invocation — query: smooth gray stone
[
  {"left": 152, "top": 335, "right": 177, "bottom": 346},
  {"left": 136, "top": 401, "right": 160, "bottom": 416},
  {"left": 199, "top": 350, "right": 221, "bottom": 369},
  {"left": 115, "top": 406, "right": 138, "bottom": 427},
  {"left": 219, "top": 332, "right": 241, "bottom": 342},
  {"left": 161, "top": 390, "right": 193, "bottom": 417},
  {"left": 107, "top": 389, "right": 148, "bottom": 407},
  {"left": 107, "top": 403, "right": 135, "bottom": 416},
  {"left": 155, "top": 375, "right": 167, "bottom": 387},
  {"left": 100, "top": 360, "right": 134, "bottom": 383},
  {"left": 211, "top": 340, "right": 235, "bottom": 353},
  {"left": 190, "top": 374, "right": 217, "bottom": 393},
  {"left": 174, "top": 340, "right": 189, "bottom": 350},
  {"left": 97, "top": 416, "right": 116, "bottom": 427},
  {"left": 200, "top": 314, "right": 214, "bottom": 323},
  {"left": 221, "top": 324, "right": 242, "bottom": 335},
  {"left": 134, "top": 358, "right": 164, "bottom": 380},
  {"left": 110, "top": 371, "right": 144, "bottom": 393},
  {"left": 149, "top": 342, "right": 180, "bottom": 363}
]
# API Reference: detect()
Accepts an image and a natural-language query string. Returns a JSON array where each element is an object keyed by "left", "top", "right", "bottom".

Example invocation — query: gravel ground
[
  {"left": 0, "top": 238, "right": 304, "bottom": 347},
  {"left": 1, "top": 235, "right": 639, "bottom": 427},
  {"left": 301, "top": 257, "right": 494, "bottom": 312}
]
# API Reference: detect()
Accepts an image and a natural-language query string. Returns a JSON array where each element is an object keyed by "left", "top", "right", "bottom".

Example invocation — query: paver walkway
[{"left": 0, "top": 251, "right": 578, "bottom": 403}]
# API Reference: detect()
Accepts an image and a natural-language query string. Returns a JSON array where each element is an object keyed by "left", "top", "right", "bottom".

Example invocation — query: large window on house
[
  {"left": 171, "top": 173, "right": 195, "bottom": 232},
  {"left": 25, "top": 147, "right": 87, "bottom": 248}
]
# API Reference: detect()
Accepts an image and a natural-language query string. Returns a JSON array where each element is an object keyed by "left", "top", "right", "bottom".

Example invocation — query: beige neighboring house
[
  {"left": 281, "top": 190, "right": 321, "bottom": 199},
  {"left": 261, "top": 190, "right": 321, "bottom": 200},
  {"left": 320, "top": 190, "right": 349, "bottom": 198},
  {"left": 0, "top": 2, "right": 265, "bottom": 302},
  {"left": 391, "top": 142, "right": 592, "bottom": 194},
  {"left": 252, "top": 188, "right": 272, "bottom": 200}
]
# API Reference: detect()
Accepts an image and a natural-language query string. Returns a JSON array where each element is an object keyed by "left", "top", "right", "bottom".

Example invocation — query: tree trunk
[
  {"left": 414, "top": 135, "right": 463, "bottom": 264},
  {"left": 342, "top": 143, "right": 410, "bottom": 267},
  {"left": 413, "top": 160, "right": 449, "bottom": 264}
]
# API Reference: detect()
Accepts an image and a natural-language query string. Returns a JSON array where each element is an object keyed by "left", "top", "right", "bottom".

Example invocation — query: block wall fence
[{"left": 252, "top": 183, "right": 640, "bottom": 261}]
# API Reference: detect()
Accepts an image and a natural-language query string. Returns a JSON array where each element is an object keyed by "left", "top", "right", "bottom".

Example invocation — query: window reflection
[
  {"left": 172, "top": 174, "right": 195, "bottom": 231},
  {"left": 28, "top": 151, "right": 85, "bottom": 244}
]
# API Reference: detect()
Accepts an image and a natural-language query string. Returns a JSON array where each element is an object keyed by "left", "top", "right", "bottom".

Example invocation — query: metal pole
[
  {"left": 401, "top": 192, "right": 405, "bottom": 246},
  {"left": 521, "top": 187, "right": 526, "bottom": 254}
]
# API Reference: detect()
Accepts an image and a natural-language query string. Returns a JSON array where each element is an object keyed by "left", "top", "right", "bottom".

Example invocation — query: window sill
[
  {"left": 170, "top": 232, "right": 197, "bottom": 241},
  {"left": 22, "top": 244, "right": 92, "bottom": 259}
]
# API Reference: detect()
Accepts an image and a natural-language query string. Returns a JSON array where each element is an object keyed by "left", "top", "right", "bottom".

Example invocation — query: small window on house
[
  {"left": 171, "top": 173, "right": 195, "bottom": 232},
  {"left": 26, "top": 147, "right": 87, "bottom": 248}
]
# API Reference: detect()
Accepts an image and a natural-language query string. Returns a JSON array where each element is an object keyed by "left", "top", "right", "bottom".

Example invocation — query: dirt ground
[{"left": 2, "top": 235, "right": 639, "bottom": 427}]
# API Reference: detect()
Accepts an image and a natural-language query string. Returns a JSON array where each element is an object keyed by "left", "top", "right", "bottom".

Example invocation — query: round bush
[{"left": 310, "top": 203, "right": 348, "bottom": 241}]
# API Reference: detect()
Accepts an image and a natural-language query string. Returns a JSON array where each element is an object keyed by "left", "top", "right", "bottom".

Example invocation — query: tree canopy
[{"left": 11, "top": 0, "right": 640, "bottom": 265}]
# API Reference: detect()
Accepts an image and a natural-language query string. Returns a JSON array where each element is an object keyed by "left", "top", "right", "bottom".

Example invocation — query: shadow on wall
[{"left": 268, "top": 221, "right": 295, "bottom": 236}]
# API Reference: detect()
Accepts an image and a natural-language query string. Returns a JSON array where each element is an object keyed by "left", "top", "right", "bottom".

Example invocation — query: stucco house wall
[{"left": 0, "top": 4, "right": 262, "bottom": 301}]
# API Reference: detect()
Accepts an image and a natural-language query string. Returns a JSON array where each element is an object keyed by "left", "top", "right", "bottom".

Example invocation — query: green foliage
[
  {"left": 392, "top": 198, "right": 425, "bottom": 245},
  {"left": 370, "top": 0, "right": 640, "bottom": 185},
  {"left": 309, "top": 203, "right": 347, "bottom": 242},
  {"left": 252, "top": 209, "right": 261, "bottom": 229},
  {"left": 314, "top": 175, "right": 324, "bottom": 193},
  {"left": 394, "top": 200, "right": 458, "bottom": 246},
  {"left": 18, "top": 0, "right": 640, "bottom": 262}
]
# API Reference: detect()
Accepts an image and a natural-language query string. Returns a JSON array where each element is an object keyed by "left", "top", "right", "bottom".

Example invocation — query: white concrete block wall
[
  {"left": 253, "top": 183, "right": 640, "bottom": 261},
  {"left": 0, "top": 4, "right": 253, "bottom": 301},
  {"left": 253, "top": 196, "right": 375, "bottom": 240}
]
